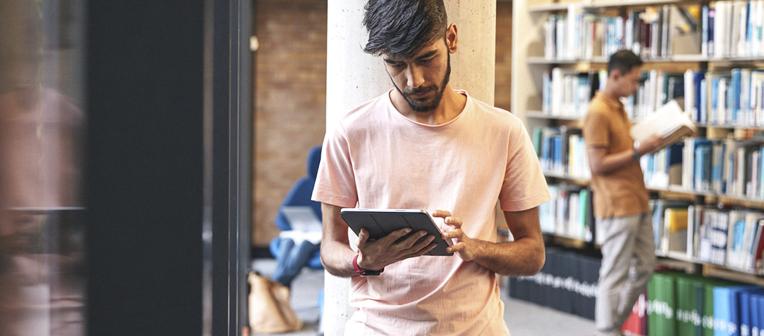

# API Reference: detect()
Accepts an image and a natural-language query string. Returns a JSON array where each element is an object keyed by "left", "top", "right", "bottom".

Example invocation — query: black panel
[{"left": 85, "top": 1, "right": 206, "bottom": 335}]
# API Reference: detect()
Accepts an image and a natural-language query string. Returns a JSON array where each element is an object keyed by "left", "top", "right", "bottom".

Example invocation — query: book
[
  {"left": 622, "top": 292, "right": 648, "bottom": 336},
  {"left": 664, "top": 208, "right": 689, "bottom": 253},
  {"left": 676, "top": 274, "right": 706, "bottom": 336},
  {"left": 631, "top": 100, "right": 698, "bottom": 152},
  {"left": 648, "top": 272, "right": 678, "bottom": 336}
]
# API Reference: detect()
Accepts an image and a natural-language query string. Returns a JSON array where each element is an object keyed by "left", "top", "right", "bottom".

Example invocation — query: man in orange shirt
[{"left": 583, "top": 49, "right": 662, "bottom": 336}]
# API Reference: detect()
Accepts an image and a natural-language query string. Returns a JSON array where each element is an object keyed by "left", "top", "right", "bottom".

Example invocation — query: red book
[{"left": 622, "top": 292, "right": 647, "bottom": 336}]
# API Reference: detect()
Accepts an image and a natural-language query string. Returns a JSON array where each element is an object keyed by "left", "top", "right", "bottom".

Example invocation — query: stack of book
[
  {"left": 624, "top": 271, "right": 764, "bottom": 336},
  {"left": 651, "top": 203, "right": 764, "bottom": 275},
  {"left": 541, "top": 68, "right": 686, "bottom": 121},
  {"left": 683, "top": 69, "right": 764, "bottom": 126},
  {"left": 626, "top": 71, "right": 686, "bottom": 121},
  {"left": 542, "top": 4, "right": 704, "bottom": 61},
  {"left": 702, "top": 1, "right": 764, "bottom": 58},
  {"left": 532, "top": 126, "right": 591, "bottom": 178},
  {"left": 508, "top": 247, "right": 601, "bottom": 320},
  {"left": 540, "top": 185, "right": 593, "bottom": 242},
  {"left": 650, "top": 200, "right": 692, "bottom": 255},
  {"left": 542, "top": 68, "right": 602, "bottom": 117},
  {"left": 681, "top": 137, "right": 764, "bottom": 199},
  {"left": 543, "top": 5, "right": 597, "bottom": 60},
  {"left": 641, "top": 143, "right": 684, "bottom": 189}
]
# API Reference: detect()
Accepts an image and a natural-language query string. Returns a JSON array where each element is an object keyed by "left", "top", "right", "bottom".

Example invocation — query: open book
[{"left": 631, "top": 100, "right": 697, "bottom": 151}]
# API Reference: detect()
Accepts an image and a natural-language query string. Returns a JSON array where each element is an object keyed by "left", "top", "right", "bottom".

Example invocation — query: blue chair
[{"left": 269, "top": 145, "right": 323, "bottom": 270}]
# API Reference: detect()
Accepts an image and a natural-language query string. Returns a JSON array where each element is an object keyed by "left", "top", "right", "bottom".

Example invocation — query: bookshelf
[
  {"left": 544, "top": 171, "right": 764, "bottom": 209},
  {"left": 526, "top": 110, "right": 764, "bottom": 131},
  {"left": 512, "top": 0, "right": 764, "bottom": 301},
  {"left": 528, "top": 0, "right": 694, "bottom": 12},
  {"left": 527, "top": 55, "right": 764, "bottom": 65},
  {"left": 703, "top": 264, "right": 764, "bottom": 287}
]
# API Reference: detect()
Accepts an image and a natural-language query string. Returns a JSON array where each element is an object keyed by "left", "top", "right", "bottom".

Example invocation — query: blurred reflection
[{"left": 0, "top": 0, "right": 85, "bottom": 335}]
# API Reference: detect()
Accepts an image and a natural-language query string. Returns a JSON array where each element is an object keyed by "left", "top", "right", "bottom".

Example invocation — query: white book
[
  {"left": 714, "top": 2, "right": 725, "bottom": 57},
  {"left": 702, "top": 5, "right": 709, "bottom": 56},
  {"left": 740, "top": 1, "right": 750, "bottom": 56},
  {"left": 742, "top": 212, "right": 763, "bottom": 271},
  {"left": 719, "top": 78, "right": 728, "bottom": 124},
  {"left": 556, "top": 16, "right": 566, "bottom": 60},
  {"left": 685, "top": 70, "right": 696, "bottom": 118},
  {"left": 568, "top": 193, "right": 579, "bottom": 238},
  {"left": 566, "top": 5, "right": 582, "bottom": 60},
  {"left": 631, "top": 100, "right": 698, "bottom": 150},
  {"left": 729, "top": 2, "right": 746, "bottom": 56},
  {"left": 683, "top": 138, "right": 695, "bottom": 189},
  {"left": 545, "top": 17, "right": 555, "bottom": 59},
  {"left": 754, "top": 72, "right": 764, "bottom": 125},
  {"left": 742, "top": 69, "right": 752, "bottom": 125},
  {"left": 737, "top": 147, "right": 746, "bottom": 197},
  {"left": 552, "top": 68, "right": 563, "bottom": 115},
  {"left": 755, "top": 1, "right": 764, "bottom": 56},
  {"left": 725, "top": 2, "right": 735, "bottom": 56},
  {"left": 751, "top": 150, "right": 760, "bottom": 199}
]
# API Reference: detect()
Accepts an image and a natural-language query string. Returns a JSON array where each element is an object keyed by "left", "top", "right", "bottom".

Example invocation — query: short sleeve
[
  {"left": 311, "top": 125, "right": 358, "bottom": 208},
  {"left": 498, "top": 123, "right": 550, "bottom": 212},
  {"left": 583, "top": 108, "right": 610, "bottom": 147}
]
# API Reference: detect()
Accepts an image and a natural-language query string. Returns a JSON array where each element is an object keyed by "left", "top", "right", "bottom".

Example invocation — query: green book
[
  {"left": 648, "top": 272, "right": 678, "bottom": 336},
  {"left": 579, "top": 189, "right": 590, "bottom": 241},
  {"left": 700, "top": 279, "right": 733, "bottom": 336},
  {"left": 703, "top": 282, "right": 715, "bottom": 336},
  {"left": 532, "top": 127, "right": 542, "bottom": 158},
  {"left": 675, "top": 274, "right": 704, "bottom": 336}
]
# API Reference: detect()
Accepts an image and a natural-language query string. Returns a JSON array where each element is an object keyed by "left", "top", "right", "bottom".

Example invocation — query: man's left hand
[{"left": 433, "top": 210, "right": 479, "bottom": 261}]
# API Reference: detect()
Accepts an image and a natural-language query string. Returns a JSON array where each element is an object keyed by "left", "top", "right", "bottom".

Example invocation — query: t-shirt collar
[{"left": 386, "top": 89, "right": 471, "bottom": 128}]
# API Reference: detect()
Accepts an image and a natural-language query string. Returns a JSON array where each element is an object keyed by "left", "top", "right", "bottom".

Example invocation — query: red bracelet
[{"left": 352, "top": 254, "right": 382, "bottom": 276}]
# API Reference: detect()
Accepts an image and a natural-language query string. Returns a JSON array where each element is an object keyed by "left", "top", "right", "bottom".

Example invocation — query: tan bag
[{"left": 248, "top": 272, "right": 303, "bottom": 333}]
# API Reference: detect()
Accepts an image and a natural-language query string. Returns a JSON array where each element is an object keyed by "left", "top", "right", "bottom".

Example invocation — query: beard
[{"left": 391, "top": 52, "right": 451, "bottom": 113}]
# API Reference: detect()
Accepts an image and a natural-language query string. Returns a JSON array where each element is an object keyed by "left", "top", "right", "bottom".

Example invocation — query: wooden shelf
[
  {"left": 528, "top": 2, "right": 575, "bottom": 12},
  {"left": 703, "top": 264, "right": 764, "bottom": 287},
  {"left": 527, "top": 55, "right": 764, "bottom": 65},
  {"left": 524, "top": 111, "right": 582, "bottom": 121},
  {"left": 526, "top": 111, "right": 764, "bottom": 131},
  {"left": 696, "top": 123, "right": 764, "bottom": 131},
  {"left": 529, "top": 0, "right": 722, "bottom": 13},
  {"left": 544, "top": 172, "right": 764, "bottom": 207}
]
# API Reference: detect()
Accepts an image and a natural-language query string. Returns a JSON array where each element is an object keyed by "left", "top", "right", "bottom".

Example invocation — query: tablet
[{"left": 340, "top": 208, "right": 453, "bottom": 256}]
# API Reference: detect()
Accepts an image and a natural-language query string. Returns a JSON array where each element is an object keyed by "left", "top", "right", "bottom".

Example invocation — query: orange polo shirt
[{"left": 583, "top": 92, "right": 649, "bottom": 219}]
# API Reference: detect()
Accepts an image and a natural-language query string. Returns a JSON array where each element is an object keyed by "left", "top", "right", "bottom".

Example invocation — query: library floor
[{"left": 252, "top": 259, "right": 595, "bottom": 336}]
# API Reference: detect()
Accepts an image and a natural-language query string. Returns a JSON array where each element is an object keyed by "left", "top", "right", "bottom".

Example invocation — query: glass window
[{"left": 0, "top": 0, "right": 85, "bottom": 335}]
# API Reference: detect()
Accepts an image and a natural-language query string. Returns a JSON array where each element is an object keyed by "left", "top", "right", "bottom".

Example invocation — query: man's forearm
[
  {"left": 471, "top": 237, "right": 545, "bottom": 276},
  {"left": 320, "top": 240, "right": 358, "bottom": 278},
  {"left": 595, "top": 148, "right": 638, "bottom": 175}
]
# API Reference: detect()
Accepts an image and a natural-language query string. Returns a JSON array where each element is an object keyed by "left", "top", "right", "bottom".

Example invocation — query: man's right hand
[
  {"left": 636, "top": 134, "right": 663, "bottom": 156},
  {"left": 355, "top": 228, "right": 437, "bottom": 271}
]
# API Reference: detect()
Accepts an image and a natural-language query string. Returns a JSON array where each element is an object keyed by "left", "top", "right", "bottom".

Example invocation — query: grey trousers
[{"left": 595, "top": 213, "right": 656, "bottom": 333}]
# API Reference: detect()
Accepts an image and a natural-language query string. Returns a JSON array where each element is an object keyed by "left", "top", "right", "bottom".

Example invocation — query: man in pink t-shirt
[{"left": 313, "top": 1, "right": 550, "bottom": 334}]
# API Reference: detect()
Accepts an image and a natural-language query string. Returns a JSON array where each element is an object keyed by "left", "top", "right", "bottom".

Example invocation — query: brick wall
[
  {"left": 495, "top": 1, "right": 512, "bottom": 111},
  {"left": 252, "top": 0, "right": 327, "bottom": 246},
  {"left": 251, "top": 1, "right": 513, "bottom": 247}
]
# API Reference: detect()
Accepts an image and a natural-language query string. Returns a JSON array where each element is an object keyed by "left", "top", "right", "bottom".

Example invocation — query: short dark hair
[
  {"left": 607, "top": 49, "right": 643, "bottom": 75},
  {"left": 362, "top": 0, "right": 447, "bottom": 58}
]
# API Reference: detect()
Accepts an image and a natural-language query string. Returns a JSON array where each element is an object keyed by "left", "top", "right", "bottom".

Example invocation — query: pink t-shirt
[{"left": 312, "top": 90, "right": 549, "bottom": 335}]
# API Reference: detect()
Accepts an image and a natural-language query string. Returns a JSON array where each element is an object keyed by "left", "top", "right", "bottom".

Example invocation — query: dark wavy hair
[
  {"left": 362, "top": 0, "right": 447, "bottom": 58},
  {"left": 607, "top": 49, "right": 643, "bottom": 75}
]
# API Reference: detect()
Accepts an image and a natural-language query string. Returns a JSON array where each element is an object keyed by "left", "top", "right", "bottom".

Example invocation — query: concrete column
[{"left": 323, "top": 1, "right": 496, "bottom": 334}]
